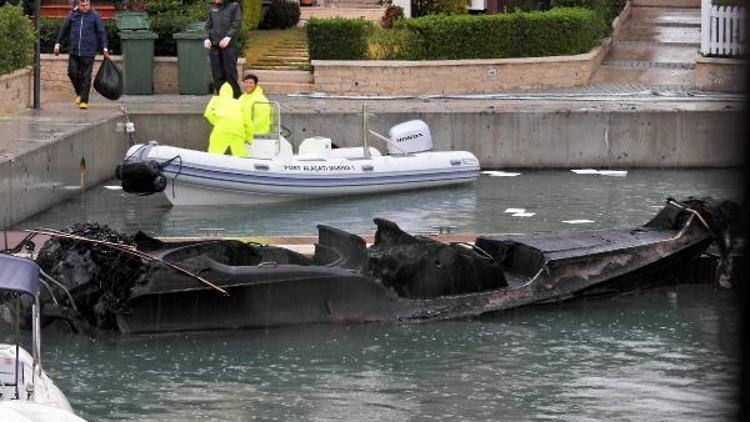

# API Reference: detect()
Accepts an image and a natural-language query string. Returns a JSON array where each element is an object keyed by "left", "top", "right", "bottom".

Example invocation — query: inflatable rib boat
[{"left": 117, "top": 119, "right": 480, "bottom": 206}]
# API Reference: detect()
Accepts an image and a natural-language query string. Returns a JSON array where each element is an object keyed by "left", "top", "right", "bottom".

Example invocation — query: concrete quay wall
[
  {"left": 0, "top": 115, "right": 127, "bottom": 228},
  {"left": 1, "top": 105, "right": 741, "bottom": 229},
  {"left": 131, "top": 108, "right": 744, "bottom": 168}
]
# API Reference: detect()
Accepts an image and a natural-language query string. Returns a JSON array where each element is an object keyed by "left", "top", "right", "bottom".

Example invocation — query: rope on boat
[
  {"left": 25, "top": 228, "right": 229, "bottom": 297},
  {"left": 159, "top": 155, "right": 183, "bottom": 199},
  {"left": 667, "top": 199, "right": 713, "bottom": 234}
]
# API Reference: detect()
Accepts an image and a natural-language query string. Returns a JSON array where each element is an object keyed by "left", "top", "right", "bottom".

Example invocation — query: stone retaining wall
[
  {"left": 311, "top": 42, "right": 611, "bottom": 95},
  {"left": 694, "top": 57, "right": 747, "bottom": 92},
  {"left": 309, "top": 2, "right": 631, "bottom": 95},
  {"left": 0, "top": 67, "right": 32, "bottom": 115},
  {"left": 41, "top": 54, "right": 244, "bottom": 94}
]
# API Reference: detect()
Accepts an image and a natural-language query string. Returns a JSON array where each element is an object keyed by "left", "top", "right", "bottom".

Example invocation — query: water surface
[{"left": 14, "top": 169, "right": 741, "bottom": 237}]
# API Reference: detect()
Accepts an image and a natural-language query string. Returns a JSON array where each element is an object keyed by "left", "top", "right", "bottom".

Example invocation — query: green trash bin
[
  {"left": 115, "top": 12, "right": 158, "bottom": 95},
  {"left": 173, "top": 22, "right": 212, "bottom": 95}
]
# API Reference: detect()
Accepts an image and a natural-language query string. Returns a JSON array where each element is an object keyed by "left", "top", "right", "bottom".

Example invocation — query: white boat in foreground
[
  {"left": 117, "top": 113, "right": 481, "bottom": 206},
  {"left": 0, "top": 255, "right": 85, "bottom": 421}
]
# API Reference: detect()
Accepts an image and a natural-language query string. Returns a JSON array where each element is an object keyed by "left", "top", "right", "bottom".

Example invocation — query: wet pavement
[{"left": 592, "top": 3, "right": 703, "bottom": 86}]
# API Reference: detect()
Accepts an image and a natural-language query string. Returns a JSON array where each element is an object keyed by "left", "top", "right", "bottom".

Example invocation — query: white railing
[{"left": 701, "top": 0, "right": 746, "bottom": 56}]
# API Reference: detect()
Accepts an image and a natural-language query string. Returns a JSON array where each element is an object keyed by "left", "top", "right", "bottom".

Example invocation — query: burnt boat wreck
[{"left": 11, "top": 197, "right": 739, "bottom": 334}]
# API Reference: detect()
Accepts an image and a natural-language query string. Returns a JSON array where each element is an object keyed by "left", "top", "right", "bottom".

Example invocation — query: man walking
[
  {"left": 204, "top": 0, "right": 242, "bottom": 99},
  {"left": 54, "top": 0, "right": 109, "bottom": 110}
]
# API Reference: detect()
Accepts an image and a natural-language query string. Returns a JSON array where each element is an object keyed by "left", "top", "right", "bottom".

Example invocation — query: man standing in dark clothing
[
  {"left": 204, "top": 0, "right": 242, "bottom": 99},
  {"left": 53, "top": 0, "right": 109, "bottom": 110}
]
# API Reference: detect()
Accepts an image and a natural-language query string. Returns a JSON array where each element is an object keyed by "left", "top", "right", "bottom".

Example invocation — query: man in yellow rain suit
[
  {"left": 204, "top": 82, "right": 252, "bottom": 157},
  {"left": 239, "top": 73, "right": 272, "bottom": 137}
]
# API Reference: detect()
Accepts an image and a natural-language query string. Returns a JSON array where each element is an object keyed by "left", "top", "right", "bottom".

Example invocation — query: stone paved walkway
[{"left": 590, "top": 2, "right": 702, "bottom": 86}]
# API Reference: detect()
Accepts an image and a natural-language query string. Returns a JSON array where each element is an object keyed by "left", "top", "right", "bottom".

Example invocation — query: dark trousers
[
  {"left": 209, "top": 45, "right": 241, "bottom": 99},
  {"left": 67, "top": 54, "right": 95, "bottom": 103}
]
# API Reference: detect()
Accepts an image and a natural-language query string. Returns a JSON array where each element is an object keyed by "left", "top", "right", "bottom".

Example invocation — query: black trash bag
[{"left": 93, "top": 58, "right": 123, "bottom": 100}]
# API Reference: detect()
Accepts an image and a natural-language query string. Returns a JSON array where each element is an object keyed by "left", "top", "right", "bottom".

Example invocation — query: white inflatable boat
[{"left": 119, "top": 118, "right": 481, "bottom": 206}]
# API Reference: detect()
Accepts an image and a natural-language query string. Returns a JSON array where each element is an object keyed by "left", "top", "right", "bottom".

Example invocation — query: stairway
[
  {"left": 251, "top": 38, "right": 310, "bottom": 71},
  {"left": 590, "top": 0, "right": 702, "bottom": 87},
  {"left": 246, "top": 36, "right": 315, "bottom": 94}
]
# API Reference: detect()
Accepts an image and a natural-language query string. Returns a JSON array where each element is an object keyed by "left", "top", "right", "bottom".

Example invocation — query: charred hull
[{"left": 107, "top": 198, "right": 730, "bottom": 334}]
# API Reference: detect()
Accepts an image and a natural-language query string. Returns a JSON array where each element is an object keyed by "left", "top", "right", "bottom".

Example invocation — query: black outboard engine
[{"left": 115, "top": 160, "right": 167, "bottom": 195}]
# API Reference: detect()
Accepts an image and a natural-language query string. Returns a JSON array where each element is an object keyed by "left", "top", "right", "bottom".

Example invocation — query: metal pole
[
  {"left": 33, "top": 0, "right": 41, "bottom": 109},
  {"left": 362, "top": 103, "right": 370, "bottom": 159}
]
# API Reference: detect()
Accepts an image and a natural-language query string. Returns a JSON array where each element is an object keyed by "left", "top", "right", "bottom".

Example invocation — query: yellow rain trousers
[
  {"left": 204, "top": 83, "right": 252, "bottom": 157},
  {"left": 239, "top": 85, "right": 272, "bottom": 137}
]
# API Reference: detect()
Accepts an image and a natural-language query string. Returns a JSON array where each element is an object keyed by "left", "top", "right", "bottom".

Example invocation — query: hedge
[
  {"left": 0, "top": 4, "right": 34, "bottom": 74},
  {"left": 550, "top": 0, "right": 625, "bottom": 26},
  {"left": 260, "top": 0, "right": 300, "bottom": 29},
  {"left": 242, "top": 0, "right": 263, "bottom": 30},
  {"left": 146, "top": 0, "right": 210, "bottom": 56},
  {"left": 307, "top": 17, "right": 373, "bottom": 60},
  {"left": 399, "top": 8, "right": 604, "bottom": 59}
]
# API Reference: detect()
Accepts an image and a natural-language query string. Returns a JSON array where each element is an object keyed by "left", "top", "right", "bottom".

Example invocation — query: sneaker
[
  {"left": 79, "top": 102, "right": 88, "bottom": 110},
  {"left": 75, "top": 96, "right": 81, "bottom": 105}
]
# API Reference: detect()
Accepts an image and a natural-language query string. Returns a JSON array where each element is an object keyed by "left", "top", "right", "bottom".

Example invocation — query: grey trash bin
[{"left": 115, "top": 12, "right": 158, "bottom": 95}]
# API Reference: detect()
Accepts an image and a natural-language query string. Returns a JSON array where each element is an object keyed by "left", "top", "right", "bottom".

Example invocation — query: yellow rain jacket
[
  {"left": 239, "top": 85, "right": 272, "bottom": 137},
  {"left": 204, "top": 83, "right": 252, "bottom": 157}
]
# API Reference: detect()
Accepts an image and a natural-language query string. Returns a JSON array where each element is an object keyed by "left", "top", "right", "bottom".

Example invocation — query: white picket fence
[{"left": 700, "top": 0, "right": 746, "bottom": 56}]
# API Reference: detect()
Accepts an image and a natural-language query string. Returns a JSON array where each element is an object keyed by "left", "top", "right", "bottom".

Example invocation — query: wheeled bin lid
[
  {"left": 115, "top": 11, "right": 152, "bottom": 31},
  {"left": 173, "top": 21, "right": 208, "bottom": 39}
]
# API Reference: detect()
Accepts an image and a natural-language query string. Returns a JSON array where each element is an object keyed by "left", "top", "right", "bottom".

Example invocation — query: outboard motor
[
  {"left": 388, "top": 120, "right": 433, "bottom": 154},
  {"left": 115, "top": 160, "right": 167, "bottom": 195}
]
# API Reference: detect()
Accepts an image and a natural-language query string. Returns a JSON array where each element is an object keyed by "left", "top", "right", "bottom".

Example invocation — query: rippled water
[
  {"left": 9, "top": 169, "right": 744, "bottom": 421},
  {"left": 40, "top": 285, "right": 738, "bottom": 422},
  {"left": 13, "top": 169, "right": 741, "bottom": 236}
]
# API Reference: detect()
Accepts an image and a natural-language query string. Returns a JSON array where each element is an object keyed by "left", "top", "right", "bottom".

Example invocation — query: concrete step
[
  {"left": 628, "top": 6, "right": 700, "bottom": 26},
  {"left": 601, "top": 60, "right": 695, "bottom": 69},
  {"left": 262, "top": 81, "right": 316, "bottom": 95},
  {"left": 255, "top": 59, "right": 309, "bottom": 66},
  {"left": 253, "top": 65, "right": 309, "bottom": 71},
  {"left": 617, "top": 22, "right": 700, "bottom": 44},
  {"left": 603, "top": 44, "right": 699, "bottom": 68},
  {"left": 250, "top": 69, "right": 314, "bottom": 84},
  {"left": 614, "top": 39, "right": 699, "bottom": 47},
  {"left": 316, "top": 0, "right": 382, "bottom": 8},
  {"left": 261, "top": 54, "right": 309, "bottom": 60},
  {"left": 299, "top": 7, "right": 385, "bottom": 25},
  {"left": 630, "top": 0, "right": 700, "bottom": 8},
  {"left": 590, "top": 65, "right": 694, "bottom": 86}
]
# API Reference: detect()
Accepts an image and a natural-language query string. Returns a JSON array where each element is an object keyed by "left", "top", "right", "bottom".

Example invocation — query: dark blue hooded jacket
[{"left": 55, "top": 7, "right": 108, "bottom": 57}]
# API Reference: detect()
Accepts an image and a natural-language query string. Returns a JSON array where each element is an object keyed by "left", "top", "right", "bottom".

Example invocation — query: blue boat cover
[{"left": 0, "top": 254, "right": 40, "bottom": 296}]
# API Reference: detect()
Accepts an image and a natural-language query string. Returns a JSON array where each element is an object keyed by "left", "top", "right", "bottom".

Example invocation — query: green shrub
[
  {"left": 147, "top": 0, "right": 208, "bottom": 56},
  {"left": 412, "top": 0, "right": 470, "bottom": 17},
  {"left": 242, "top": 0, "right": 263, "bottom": 30},
  {"left": 367, "top": 26, "right": 413, "bottom": 59},
  {"left": 260, "top": 0, "right": 300, "bottom": 29},
  {"left": 307, "top": 18, "right": 373, "bottom": 60},
  {"left": 550, "top": 0, "right": 624, "bottom": 26},
  {"left": 393, "top": 7, "right": 601, "bottom": 59},
  {"left": 395, "top": 13, "right": 515, "bottom": 59},
  {"left": 40, "top": 17, "right": 122, "bottom": 55},
  {"left": 513, "top": 7, "right": 605, "bottom": 56},
  {"left": 0, "top": 4, "right": 34, "bottom": 74},
  {"left": 380, "top": 4, "right": 404, "bottom": 28}
]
